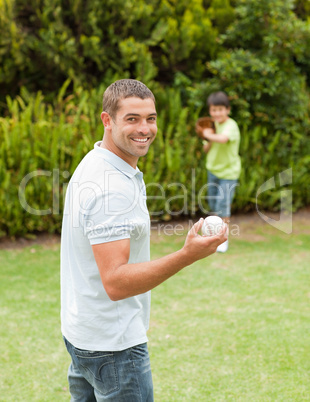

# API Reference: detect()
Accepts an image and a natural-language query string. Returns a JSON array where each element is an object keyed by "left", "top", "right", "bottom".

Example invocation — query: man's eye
[
  {"left": 128, "top": 117, "right": 136, "bottom": 122},
  {"left": 148, "top": 117, "right": 156, "bottom": 121}
]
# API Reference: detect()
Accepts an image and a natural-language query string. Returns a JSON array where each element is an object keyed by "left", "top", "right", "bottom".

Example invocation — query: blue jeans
[
  {"left": 207, "top": 171, "right": 239, "bottom": 217},
  {"left": 63, "top": 337, "right": 154, "bottom": 402}
]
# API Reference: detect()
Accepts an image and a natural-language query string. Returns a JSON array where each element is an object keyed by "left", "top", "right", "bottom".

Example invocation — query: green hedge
[
  {"left": 1, "top": 84, "right": 309, "bottom": 237},
  {"left": 1, "top": 0, "right": 310, "bottom": 132},
  {"left": 0, "top": 0, "right": 227, "bottom": 102}
]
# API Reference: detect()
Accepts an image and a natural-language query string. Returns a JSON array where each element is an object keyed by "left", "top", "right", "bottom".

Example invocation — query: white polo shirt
[{"left": 61, "top": 142, "right": 151, "bottom": 351}]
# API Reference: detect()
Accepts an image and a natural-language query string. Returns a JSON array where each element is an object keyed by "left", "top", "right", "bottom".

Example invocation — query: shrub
[
  {"left": 0, "top": 85, "right": 309, "bottom": 237},
  {"left": 0, "top": 0, "right": 227, "bottom": 105}
]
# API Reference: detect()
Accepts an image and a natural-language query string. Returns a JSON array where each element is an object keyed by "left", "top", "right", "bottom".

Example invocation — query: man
[{"left": 61, "top": 79, "right": 227, "bottom": 401}]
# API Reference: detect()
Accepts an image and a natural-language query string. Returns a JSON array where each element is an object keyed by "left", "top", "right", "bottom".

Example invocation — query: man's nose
[{"left": 138, "top": 120, "right": 149, "bottom": 134}]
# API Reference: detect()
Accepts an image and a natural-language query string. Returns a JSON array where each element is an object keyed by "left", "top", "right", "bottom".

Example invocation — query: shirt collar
[{"left": 93, "top": 141, "right": 142, "bottom": 179}]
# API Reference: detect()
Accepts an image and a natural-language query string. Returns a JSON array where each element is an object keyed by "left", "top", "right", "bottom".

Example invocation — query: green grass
[
  {"left": 0, "top": 216, "right": 310, "bottom": 401},
  {"left": 0, "top": 242, "right": 70, "bottom": 401}
]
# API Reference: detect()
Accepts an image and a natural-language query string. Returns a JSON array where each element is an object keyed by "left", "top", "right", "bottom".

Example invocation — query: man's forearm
[
  {"left": 96, "top": 220, "right": 227, "bottom": 301},
  {"left": 106, "top": 248, "right": 193, "bottom": 301}
]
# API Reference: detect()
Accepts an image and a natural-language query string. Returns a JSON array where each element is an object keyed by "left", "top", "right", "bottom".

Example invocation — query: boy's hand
[
  {"left": 203, "top": 128, "right": 215, "bottom": 139},
  {"left": 203, "top": 141, "right": 212, "bottom": 153}
]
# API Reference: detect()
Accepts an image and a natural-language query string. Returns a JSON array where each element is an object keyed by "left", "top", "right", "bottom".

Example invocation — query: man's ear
[{"left": 101, "top": 112, "right": 113, "bottom": 130}]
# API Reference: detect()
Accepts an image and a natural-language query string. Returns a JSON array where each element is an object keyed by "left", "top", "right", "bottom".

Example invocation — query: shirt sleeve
[
  {"left": 82, "top": 191, "right": 136, "bottom": 245},
  {"left": 225, "top": 120, "right": 240, "bottom": 142}
]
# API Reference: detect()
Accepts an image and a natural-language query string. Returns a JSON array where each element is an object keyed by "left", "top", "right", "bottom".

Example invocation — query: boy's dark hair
[
  {"left": 102, "top": 79, "right": 155, "bottom": 119},
  {"left": 207, "top": 91, "right": 230, "bottom": 108}
]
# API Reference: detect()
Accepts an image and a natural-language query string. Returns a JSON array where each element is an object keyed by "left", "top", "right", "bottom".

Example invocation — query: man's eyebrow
[{"left": 124, "top": 113, "right": 157, "bottom": 118}]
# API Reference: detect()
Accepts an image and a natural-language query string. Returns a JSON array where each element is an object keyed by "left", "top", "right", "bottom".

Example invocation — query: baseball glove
[{"left": 195, "top": 117, "right": 215, "bottom": 139}]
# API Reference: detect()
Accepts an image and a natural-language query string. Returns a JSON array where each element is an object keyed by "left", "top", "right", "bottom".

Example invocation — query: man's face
[
  {"left": 209, "top": 105, "right": 230, "bottom": 124},
  {"left": 104, "top": 97, "right": 157, "bottom": 167}
]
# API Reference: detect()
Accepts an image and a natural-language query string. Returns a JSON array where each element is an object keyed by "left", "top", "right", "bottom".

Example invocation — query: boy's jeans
[
  {"left": 63, "top": 337, "right": 154, "bottom": 402},
  {"left": 207, "top": 171, "right": 239, "bottom": 217}
]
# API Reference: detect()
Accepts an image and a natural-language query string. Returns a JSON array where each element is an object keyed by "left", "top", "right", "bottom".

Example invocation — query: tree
[
  {"left": 201, "top": 0, "right": 310, "bottom": 131},
  {"left": 0, "top": 0, "right": 231, "bottom": 106}
]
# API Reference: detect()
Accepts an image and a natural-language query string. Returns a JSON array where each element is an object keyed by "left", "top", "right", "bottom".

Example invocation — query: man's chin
[
  {"left": 136, "top": 148, "right": 150, "bottom": 157},
  {"left": 133, "top": 143, "right": 153, "bottom": 157}
]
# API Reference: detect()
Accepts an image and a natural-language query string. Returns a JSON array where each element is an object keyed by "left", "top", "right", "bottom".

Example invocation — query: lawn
[{"left": 0, "top": 214, "right": 309, "bottom": 401}]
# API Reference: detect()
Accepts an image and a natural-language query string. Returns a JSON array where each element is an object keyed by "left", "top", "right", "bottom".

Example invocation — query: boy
[{"left": 196, "top": 91, "right": 241, "bottom": 253}]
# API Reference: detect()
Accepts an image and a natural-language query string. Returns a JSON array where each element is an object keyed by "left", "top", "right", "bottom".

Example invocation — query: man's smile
[{"left": 131, "top": 137, "right": 150, "bottom": 143}]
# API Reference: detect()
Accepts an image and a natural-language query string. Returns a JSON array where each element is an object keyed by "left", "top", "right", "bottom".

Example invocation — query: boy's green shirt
[{"left": 206, "top": 117, "right": 241, "bottom": 180}]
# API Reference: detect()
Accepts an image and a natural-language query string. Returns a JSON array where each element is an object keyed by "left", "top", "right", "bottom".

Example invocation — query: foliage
[
  {"left": 0, "top": 85, "right": 309, "bottom": 237},
  {"left": 0, "top": 0, "right": 232, "bottom": 104},
  {"left": 1, "top": 0, "right": 310, "bottom": 236},
  {"left": 294, "top": 0, "right": 310, "bottom": 20},
  {"left": 0, "top": 82, "right": 103, "bottom": 236},
  {"left": 187, "top": 0, "right": 310, "bottom": 133},
  {"left": 237, "top": 124, "right": 310, "bottom": 213}
]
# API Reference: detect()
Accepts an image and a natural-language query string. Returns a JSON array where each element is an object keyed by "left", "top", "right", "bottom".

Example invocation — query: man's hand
[{"left": 181, "top": 218, "right": 228, "bottom": 265}]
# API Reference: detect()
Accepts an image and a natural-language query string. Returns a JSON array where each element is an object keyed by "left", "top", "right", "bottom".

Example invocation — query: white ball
[{"left": 202, "top": 216, "right": 224, "bottom": 236}]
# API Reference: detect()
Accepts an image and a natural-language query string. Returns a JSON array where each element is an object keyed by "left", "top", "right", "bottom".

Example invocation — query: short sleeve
[
  {"left": 226, "top": 120, "right": 240, "bottom": 142},
  {"left": 83, "top": 191, "right": 136, "bottom": 245}
]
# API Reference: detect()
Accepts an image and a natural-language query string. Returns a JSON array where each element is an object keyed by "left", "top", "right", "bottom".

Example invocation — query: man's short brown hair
[{"left": 102, "top": 79, "right": 155, "bottom": 119}]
